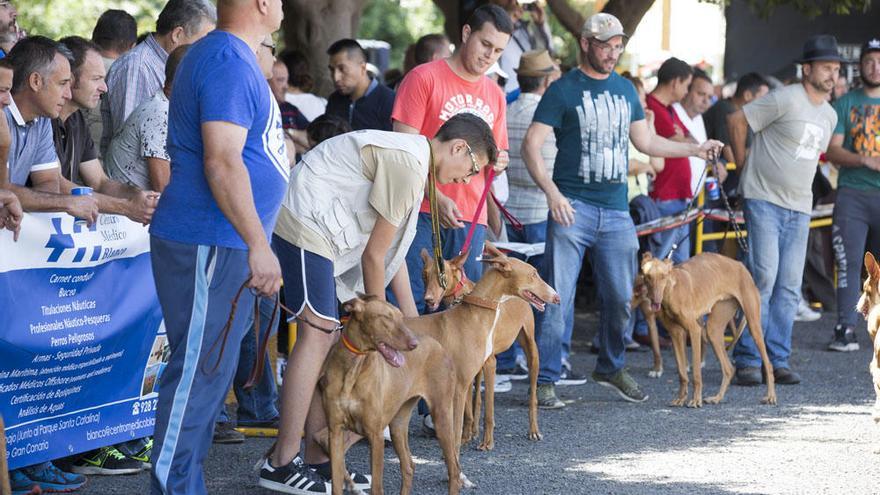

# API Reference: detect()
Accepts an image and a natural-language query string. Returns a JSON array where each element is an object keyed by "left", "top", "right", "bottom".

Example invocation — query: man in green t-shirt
[{"left": 826, "top": 37, "right": 880, "bottom": 352}]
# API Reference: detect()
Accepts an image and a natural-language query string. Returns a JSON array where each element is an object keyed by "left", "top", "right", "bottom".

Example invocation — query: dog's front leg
[
  {"left": 369, "top": 430, "right": 386, "bottom": 495},
  {"left": 684, "top": 321, "right": 704, "bottom": 408},
  {"left": 478, "top": 356, "right": 496, "bottom": 451},
  {"left": 667, "top": 323, "right": 689, "bottom": 407},
  {"left": 644, "top": 303, "right": 663, "bottom": 378},
  {"left": 329, "top": 422, "right": 347, "bottom": 495}
]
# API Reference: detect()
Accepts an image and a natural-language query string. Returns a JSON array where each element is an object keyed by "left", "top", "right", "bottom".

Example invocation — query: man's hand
[
  {"left": 0, "top": 190, "right": 23, "bottom": 241},
  {"left": 66, "top": 195, "right": 99, "bottom": 226},
  {"left": 548, "top": 190, "right": 575, "bottom": 227},
  {"left": 437, "top": 193, "right": 465, "bottom": 229},
  {"left": 861, "top": 155, "right": 880, "bottom": 172},
  {"left": 696, "top": 139, "right": 725, "bottom": 161},
  {"left": 126, "top": 190, "right": 160, "bottom": 224},
  {"left": 247, "top": 242, "right": 282, "bottom": 297},
  {"left": 493, "top": 149, "right": 509, "bottom": 174}
]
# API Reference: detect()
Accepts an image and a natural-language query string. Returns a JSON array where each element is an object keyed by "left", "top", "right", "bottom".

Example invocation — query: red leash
[
  {"left": 459, "top": 167, "right": 495, "bottom": 256},
  {"left": 491, "top": 191, "right": 524, "bottom": 232}
]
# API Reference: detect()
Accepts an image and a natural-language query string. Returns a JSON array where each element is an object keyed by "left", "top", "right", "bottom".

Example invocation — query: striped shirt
[
  {"left": 506, "top": 92, "right": 556, "bottom": 225},
  {"left": 101, "top": 34, "right": 168, "bottom": 155}
]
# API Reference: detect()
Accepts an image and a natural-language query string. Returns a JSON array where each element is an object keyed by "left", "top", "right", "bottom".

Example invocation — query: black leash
[{"left": 663, "top": 157, "right": 749, "bottom": 259}]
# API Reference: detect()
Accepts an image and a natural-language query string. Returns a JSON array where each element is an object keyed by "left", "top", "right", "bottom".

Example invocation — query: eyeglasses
[
  {"left": 261, "top": 41, "right": 276, "bottom": 56},
  {"left": 590, "top": 38, "right": 625, "bottom": 55},
  {"left": 465, "top": 142, "right": 480, "bottom": 178}
]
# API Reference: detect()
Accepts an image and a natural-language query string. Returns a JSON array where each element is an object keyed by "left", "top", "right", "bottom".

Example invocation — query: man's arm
[
  {"left": 146, "top": 157, "right": 171, "bottom": 192},
  {"left": 0, "top": 115, "right": 10, "bottom": 186},
  {"left": 630, "top": 119, "right": 722, "bottom": 161},
  {"left": 362, "top": 214, "right": 399, "bottom": 299},
  {"left": 7, "top": 180, "right": 98, "bottom": 225},
  {"left": 202, "top": 120, "right": 281, "bottom": 297},
  {"left": 72, "top": 160, "right": 158, "bottom": 223},
  {"left": 390, "top": 263, "right": 418, "bottom": 318},
  {"left": 522, "top": 121, "right": 574, "bottom": 226},
  {"left": 726, "top": 110, "right": 749, "bottom": 172},
  {"left": 826, "top": 133, "right": 880, "bottom": 170}
]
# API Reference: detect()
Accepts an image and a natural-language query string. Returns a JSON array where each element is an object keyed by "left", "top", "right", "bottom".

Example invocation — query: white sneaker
[
  {"left": 276, "top": 356, "right": 287, "bottom": 386},
  {"left": 383, "top": 426, "right": 391, "bottom": 443},
  {"left": 795, "top": 299, "right": 821, "bottom": 322},
  {"left": 494, "top": 376, "right": 512, "bottom": 393}
]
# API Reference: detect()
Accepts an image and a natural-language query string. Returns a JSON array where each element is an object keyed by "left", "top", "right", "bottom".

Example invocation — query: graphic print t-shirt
[
  {"left": 833, "top": 89, "right": 880, "bottom": 191},
  {"left": 391, "top": 59, "right": 509, "bottom": 225},
  {"left": 150, "top": 31, "right": 288, "bottom": 249},
  {"left": 532, "top": 69, "right": 644, "bottom": 211}
]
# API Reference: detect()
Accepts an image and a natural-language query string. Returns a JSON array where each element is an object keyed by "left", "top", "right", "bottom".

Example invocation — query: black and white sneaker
[
  {"left": 556, "top": 368, "right": 588, "bottom": 386},
  {"left": 496, "top": 363, "right": 529, "bottom": 381},
  {"left": 827, "top": 324, "right": 859, "bottom": 352},
  {"left": 309, "top": 461, "right": 371, "bottom": 491},
  {"left": 258, "top": 455, "right": 328, "bottom": 494}
]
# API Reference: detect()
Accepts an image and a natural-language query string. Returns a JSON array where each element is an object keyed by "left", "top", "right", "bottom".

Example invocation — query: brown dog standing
[
  {"left": 640, "top": 252, "right": 777, "bottom": 407},
  {"left": 857, "top": 252, "right": 880, "bottom": 424},
  {"left": 421, "top": 246, "right": 540, "bottom": 451},
  {"left": 322, "top": 296, "right": 461, "bottom": 495}
]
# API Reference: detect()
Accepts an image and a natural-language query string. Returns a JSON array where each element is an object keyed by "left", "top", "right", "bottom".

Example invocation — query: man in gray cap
[
  {"left": 522, "top": 12, "right": 722, "bottom": 407},
  {"left": 727, "top": 35, "right": 840, "bottom": 386},
  {"left": 825, "top": 37, "right": 880, "bottom": 353}
]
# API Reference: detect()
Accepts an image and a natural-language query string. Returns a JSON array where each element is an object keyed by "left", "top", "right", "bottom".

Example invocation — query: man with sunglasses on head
[{"left": 522, "top": 13, "right": 723, "bottom": 408}]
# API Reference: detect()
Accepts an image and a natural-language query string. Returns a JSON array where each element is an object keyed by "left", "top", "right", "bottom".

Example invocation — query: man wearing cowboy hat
[
  {"left": 727, "top": 35, "right": 840, "bottom": 386},
  {"left": 496, "top": 49, "right": 561, "bottom": 381}
]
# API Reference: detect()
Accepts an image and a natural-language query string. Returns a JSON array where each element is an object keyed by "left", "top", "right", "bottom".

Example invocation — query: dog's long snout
[
  {"left": 407, "top": 336, "right": 419, "bottom": 350},
  {"left": 549, "top": 292, "right": 560, "bottom": 305}
]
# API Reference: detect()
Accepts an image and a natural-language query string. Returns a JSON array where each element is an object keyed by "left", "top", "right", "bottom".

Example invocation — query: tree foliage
[
  {"left": 358, "top": 0, "right": 444, "bottom": 70},
  {"left": 17, "top": 0, "right": 163, "bottom": 40}
]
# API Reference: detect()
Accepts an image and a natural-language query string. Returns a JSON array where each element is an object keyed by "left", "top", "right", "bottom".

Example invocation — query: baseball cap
[
  {"left": 862, "top": 37, "right": 880, "bottom": 59},
  {"left": 581, "top": 13, "right": 627, "bottom": 42}
]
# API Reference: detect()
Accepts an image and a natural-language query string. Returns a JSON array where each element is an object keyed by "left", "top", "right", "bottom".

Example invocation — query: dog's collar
[
  {"left": 449, "top": 268, "right": 471, "bottom": 299},
  {"left": 340, "top": 333, "right": 367, "bottom": 356},
  {"left": 461, "top": 294, "right": 498, "bottom": 310}
]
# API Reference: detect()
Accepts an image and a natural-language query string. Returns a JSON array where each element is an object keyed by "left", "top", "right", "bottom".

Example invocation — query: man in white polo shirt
[{"left": 673, "top": 67, "right": 714, "bottom": 197}]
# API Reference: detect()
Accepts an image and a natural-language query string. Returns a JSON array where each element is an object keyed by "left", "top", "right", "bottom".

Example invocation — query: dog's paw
[
  {"left": 528, "top": 430, "right": 543, "bottom": 441},
  {"left": 687, "top": 398, "right": 703, "bottom": 408},
  {"left": 459, "top": 472, "right": 476, "bottom": 489},
  {"left": 476, "top": 439, "right": 494, "bottom": 451},
  {"left": 705, "top": 395, "right": 723, "bottom": 405},
  {"left": 648, "top": 369, "right": 663, "bottom": 379},
  {"left": 670, "top": 397, "right": 686, "bottom": 407},
  {"left": 761, "top": 395, "right": 778, "bottom": 406}
]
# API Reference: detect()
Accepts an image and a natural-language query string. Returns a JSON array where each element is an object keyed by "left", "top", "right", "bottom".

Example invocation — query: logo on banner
[{"left": 44, "top": 217, "right": 128, "bottom": 263}]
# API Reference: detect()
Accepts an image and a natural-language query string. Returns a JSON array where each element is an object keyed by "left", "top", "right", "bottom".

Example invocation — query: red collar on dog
[
  {"left": 461, "top": 294, "right": 499, "bottom": 310},
  {"left": 340, "top": 333, "right": 367, "bottom": 356},
  {"left": 450, "top": 268, "right": 471, "bottom": 299}
]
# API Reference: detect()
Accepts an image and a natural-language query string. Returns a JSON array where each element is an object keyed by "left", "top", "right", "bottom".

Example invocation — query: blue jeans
[
  {"left": 397, "top": 212, "right": 487, "bottom": 314},
  {"left": 498, "top": 220, "right": 548, "bottom": 370},
  {"left": 653, "top": 198, "right": 691, "bottom": 264},
  {"left": 537, "top": 200, "right": 638, "bottom": 383},
  {"left": 733, "top": 199, "right": 809, "bottom": 370}
]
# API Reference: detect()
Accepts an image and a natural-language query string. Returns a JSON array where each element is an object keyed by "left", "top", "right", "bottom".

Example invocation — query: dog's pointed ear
[
  {"left": 486, "top": 256, "right": 513, "bottom": 273},
  {"left": 483, "top": 241, "right": 505, "bottom": 259},
  {"left": 451, "top": 250, "right": 469, "bottom": 268},
  {"left": 420, "top": 248, "right": 432, "bottom": 265},
  {"left": 866, "top": 252, "right": 879, "bottom": 279},
  {"left": 343, "top": 297, "right": 366, "bottom": 316}
]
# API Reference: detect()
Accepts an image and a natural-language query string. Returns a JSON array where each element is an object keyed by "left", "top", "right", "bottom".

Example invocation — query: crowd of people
[{"left": 1, "top": 0, "right": 878, "bottom": 494}]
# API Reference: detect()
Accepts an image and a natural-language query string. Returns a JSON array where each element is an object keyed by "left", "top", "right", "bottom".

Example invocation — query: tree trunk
[
  {"left": 432, "top": 0, "right": 463, "bottom": 44},
  {"left": 547, "top": 0, "right": 655, "bottom": 40},
  {"left": 281, "top": 0, "right": 368, "bottom": 97}
]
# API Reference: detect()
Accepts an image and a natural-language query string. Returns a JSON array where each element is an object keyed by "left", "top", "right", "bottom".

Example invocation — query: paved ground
[{"left": 89, "top": 311, "right": 879, "bottom": 494}]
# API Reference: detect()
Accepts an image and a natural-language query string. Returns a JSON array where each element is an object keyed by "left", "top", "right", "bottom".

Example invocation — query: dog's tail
[{"left": 725, "top": 316, "right": 747, "bottom": 352}]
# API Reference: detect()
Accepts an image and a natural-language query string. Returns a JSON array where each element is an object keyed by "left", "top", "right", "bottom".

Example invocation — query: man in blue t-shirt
[
  {"left": 522, "top": 13, "right": 722, "bottom": 408},
  {"left": 146, "top": 1, "right": 287, "bottom": 493}
]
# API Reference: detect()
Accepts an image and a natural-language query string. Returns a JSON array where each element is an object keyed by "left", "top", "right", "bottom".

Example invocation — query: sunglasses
[
  {"left": 465, "top": 142, "right": 480, "bottom": 178},
  {"left": 261, "top": 41, "right": 276, "bottom": 56}
]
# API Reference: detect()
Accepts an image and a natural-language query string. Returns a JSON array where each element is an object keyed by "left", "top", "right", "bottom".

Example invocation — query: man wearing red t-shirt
[
  {"left": 646, "top": 57, "right": 695, "bottom": 263},
  {"left": 392, "top": 4, "right": 512, "bottom": 313}
]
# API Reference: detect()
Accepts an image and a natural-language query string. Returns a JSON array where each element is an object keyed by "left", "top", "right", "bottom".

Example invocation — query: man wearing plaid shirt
[{"left": 100, "top": 0, "right": 215, "bottom": 155}]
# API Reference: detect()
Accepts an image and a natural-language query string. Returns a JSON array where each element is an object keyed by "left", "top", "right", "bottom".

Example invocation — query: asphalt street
[{"left": 89, "top": 311, "right": 879, "bottom": 494}]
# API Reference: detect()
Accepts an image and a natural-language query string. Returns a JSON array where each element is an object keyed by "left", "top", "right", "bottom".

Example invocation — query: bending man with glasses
[{"left": 522, "top": 13, "right": 723, "bottom": 408}]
